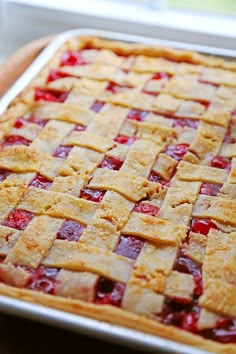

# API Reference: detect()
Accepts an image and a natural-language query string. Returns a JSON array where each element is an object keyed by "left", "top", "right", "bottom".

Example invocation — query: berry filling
[
  {"left": 28, "top": 116, "right": 47, "bottom": 127},
  {"left": 211, "top": 156, "right": 231, "bottom": 170},
  {"left": 74, "top": 124, "right": 86, "bottom": 131},
  {"left": 152, "top": 72, "right": 172, "bottom": 80},
  {"left": 60, "top": 51, "right": 87, "bottom": 66},
  {"left": 2, "top": 209, "right": 34, "bottom": 230},
  {"left": 14, "top": 117, "right": 27, "bottom": 128},
  {"left": 94, "top": 277, "right": 125, "bottom": 307},
  {"left": 165, "top": 143, "right": 189, "bottom": 161},
  {"left": 57, "top": 220, "right": 85, "bottom": 242},
  {"left": 224, "top": 126, "right": 235, "bottom": 144},
  {"left": 106, "top": 82, "right": 130, "bottom": 94},
  {"left": 191, "top": 219, "right": 219, "bottom": 236},
  {"left": 90, "top": 100, "right": 105, "bottom": 113},
  {"left": 35, "top": 88, "right": 69, "bottom": 103},
  {"left": 1, "top": 135, "right": 31, "bottom": 147},
  {"left": 47, "top": 70, "right": 70, "bottom": 82},
  {"left": 127, "top": 108, "right": 148, "bottom": 122},
  {"left": 200, "top": 183, "right": 222, "bottom": 197},
  {"left": 99, "top": 156, "right": 123, "bottom": 171},
  {"left": 0, "top": 169, "right": 10, "bottom": 182},
  {"left": 79, "top": 188, "right": 105, "bottom": 203},
  {"left": 29, "top": 175, "right": 52, "bottom": 190},
  {"left": 133, "top": 202, "right": 159, "bottom": 217},
  {"left": 148, "top": 171, "right": 171, "bottom": 187},
  {"left": 27, "top": 266, "right": 59, "bottom": 294},
  {"left": 115, "top": 235, "right": 144, "bottom": 260},
  {"left": 172, "top": 119, "right": 199, "bottom": 129},
  {"left": 114, "top": 135, "right": 137, "bottom": 145},
  {"left": 53, "top": 145, "right": 72, "bottom": 159}
]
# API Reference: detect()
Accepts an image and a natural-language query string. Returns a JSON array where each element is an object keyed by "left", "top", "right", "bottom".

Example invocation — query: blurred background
[{"left": 0, "top": 0, "right": 236, "bottom": 62}]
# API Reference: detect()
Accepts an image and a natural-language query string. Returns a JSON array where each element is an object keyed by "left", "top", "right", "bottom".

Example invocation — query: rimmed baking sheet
[{"left": 0, "top": 28, "right": 235, "bottom": 354}]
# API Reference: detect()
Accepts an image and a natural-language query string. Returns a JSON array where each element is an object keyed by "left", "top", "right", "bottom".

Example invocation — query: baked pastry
[{"left": 0, "top": 36, "right": 235, "bottom": 353}]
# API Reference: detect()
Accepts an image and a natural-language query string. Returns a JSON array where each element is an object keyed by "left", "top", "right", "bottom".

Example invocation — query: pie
[{"left": 0, "top": 35, "right": 235, "bottom": 353}]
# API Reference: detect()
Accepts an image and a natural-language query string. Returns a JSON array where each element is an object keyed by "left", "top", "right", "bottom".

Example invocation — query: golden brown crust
[
  {"left": 0, "top": 34, "right": 235, "bottom": 354},
  {"left": 0, "top": 283, "right": 235, "bottom": 353}
]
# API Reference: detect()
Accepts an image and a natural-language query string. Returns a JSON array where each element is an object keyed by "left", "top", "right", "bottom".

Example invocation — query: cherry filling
[
  {"left": 115, "top": 235, "right": 144, "bottom": 260},
  {"left": 47, "top": 70, "right": 70, "bottom": 82},
  {"left": 224, "top": 126, "right": 236, "bottom": 144},
  {"left": 152, "top": 72, "right": 172, "bottom": 80},
  {"left": 29, "top": 174, "right": 52, "bottom": 190},
  {"left": 133, "top": 202, "right": 159, "bottom": 217},
  {"left": 74, "top": 124, "right": 86, "bottom": 131},
  {"left": 191, "top": 219, "right": 219, "bottom": 236},
  {"left": 211, "top": 156, "right": 231, "bottom": 170},
  {"left": 165, "top": 143, "right": 189, "bottom": 161},
  {"left": 174, "top": 250, "right": 203, "bottom": 297},
  {"left": 27, "top": 266, "right": 59, "bottom": 294},
  {"left": 99, "top": 156, "right": 123, "bottom": 171},
  {"left": 172, "top": 119, "right": 199, "bottom": 129},
  {"left": 200, "top": 183, "right": 222, "bottom": 197},
  {"left": 2, "top": 209, "right": 34, "bottom": 230},
  {"left": 127, "top": 108, "right": 148, "bottom": 122},
  {"left": 14, "top": 117, "right": 27, "bottom": 128},
  {"left": 106, "top": 82, "right": 130, "bottom": 94},
  {"left": 94, "top": 277, "right": 125, "bottom": 307},
  {"left": 1, "top": 135, "right": 31, "bottom": 147},
  {"left": 0, "top": 169, "right": 10, "bottom": 182},
  {"left": 114, "top": 135, "right": 137, "bottom": 145},
  {"left": 53, "top": 145, "right": 72, "bottom": 159},
  {"left": 57, "top": 220, "right": 85, "bottom": 242},
  {"left": 162, "top": 298, "right": 200, "bottom": 333},
  {"left": 28, "top": 116, "right": 47, "bottom": 127},
  {"left": 60, "top": 51, "right": 87, "bottom": 66},
  {"left": 90, "top": 100, "right": 105, "bottom": 113},
  {"left": 79, "top": 188, "right": 105, "bottom": 203},
  {"left": 148, "top": 171, "right": 171, "bottom": 187},
  {"left": 35, "top": 88, "right": 69, "bottom": 103}
]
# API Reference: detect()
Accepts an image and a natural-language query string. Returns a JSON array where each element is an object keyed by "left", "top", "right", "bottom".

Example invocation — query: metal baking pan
[{"left": 0, "top": 28, "right": 235, "bottom": 354}]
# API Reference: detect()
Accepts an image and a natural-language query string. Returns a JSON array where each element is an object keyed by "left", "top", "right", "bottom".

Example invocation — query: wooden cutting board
[{"left": 0, "top": 35, "right": 54, "bottom": 97}]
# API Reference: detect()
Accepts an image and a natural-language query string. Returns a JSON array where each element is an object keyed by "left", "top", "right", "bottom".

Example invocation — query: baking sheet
[{"left": 0, "top": 28, "right": 235, "bottom": 354}]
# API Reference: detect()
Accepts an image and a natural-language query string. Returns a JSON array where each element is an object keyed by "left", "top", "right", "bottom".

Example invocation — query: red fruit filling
[
  {"left": 211, "top": 156, "right": 231, "bottom": 170},
  {"left": 115, "top": 235, "right": 144, "bottom": 260},
  {"left": 173, "top": 119, "right": 199, "bottom": 129},
  {"left": 94, "top": 277, "right": 125, "bottom": 307},
  {"left": 223, "top": 126, "right": 235, "bottom": 144},
  {"left": 99, "top": 156, "right": 123, "bottom": 171},
  {"left": 199, "top": 319, "right": 236, "bottom": 343},
  {"left": 114, "top": 135, "right": 137, "bottom": 145},
  {"left": 152, "top": 72, "right": 172, "bottom": 80},
  {"left": 74, "top": 124, "right": 86, "bottom": 131},
  {"left": 14, "top": 117, "right": 27, "bottom": 128},
  {"left": 90, "top": 100, "right": 105, "bottom": 113},
  {"left": 191, "top": 219, "right": 219, "bottom": 236},
  {"left": 28, "top": 116, "right": 47, "bottom": 127},
  {"left": 2, "top": 209, "right": 34, "bottom": 230},
  {"left": 165, "top": 143, "right": 189, "bottom": 161},
  {"left": 53, "top": 145, "right": 72, "bottom": 159},
  {"left": 127, "top": 108, "right": 148, "bottom": 122},
  {"left": 1, "top": 135, "right": 31, "bottom": 147},
  {"left": 60, "top": 51, "right": 87, "bottom": 66},
  {"left": 0, "top": 169, "right": 10, "bottom": 182},
  {"left": 148, "top": 171, "right": 171, "bottom": 187},
  {"left": 35, "top": 88, "right": 68, "bottom": 103},
  {"left": 79, "top": 188, "right": 105, "bottom": 203},
  {"left": 27, "top": 266, "right": 59, "bottom": 294},
  {"left": 133, "top": 202, "right": 159, "bottom": 217},
  {"left": 106, "top": 82, "right": 130, "bottom": 94},
  {"left": 174, "top": 251, "right": 203, "bottom": 297},
  {"left": 200, "top": 183, "right": 222, "bottom": 197},
  {"left": 47, "top": 70, "right": 70, "bottom": 82},
  {"left": 29, "top": 175, "right": 52, "bottom": 190},
  {"left": 57, "top": 220, "right": 85, "bottom": 242}
]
